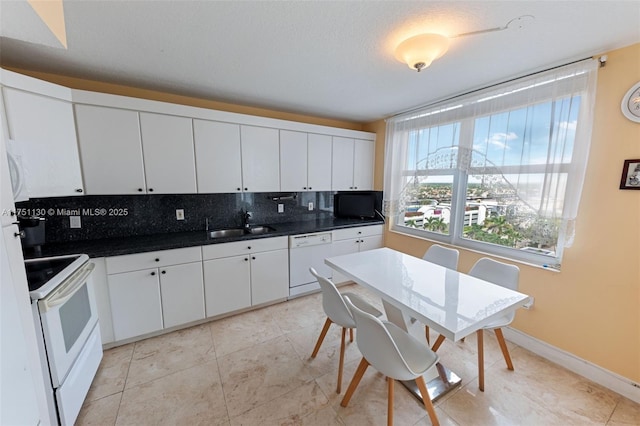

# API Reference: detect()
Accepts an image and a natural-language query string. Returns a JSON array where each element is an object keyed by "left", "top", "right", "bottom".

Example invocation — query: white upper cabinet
[
  {"left": 75, "top": 105, "right": 146, "bottom": 195},
  {"left": 307, "top": 133, "right": 332, "bottom": 191},
  {"left": 353, "top": 139, "right": 375, "bottom": 190},
  {"left": 279, "top": 130, "right": 307, "bottom": 192},
  {"left": 331, "top": 137, "right": 374, "bottom": 191},
  {"left": 193, "top": 120, "right": 243, "bottom": 193},
  {"left": 240, "top": 125, "right": 279, "bottom": 192},
  {"left": 139, "top": 112, "right": 196, "bottom": 194},
  {"left": 2, "top": 87, "right": 84, "bottom": 197},
  {"left": 280, "top": 131, "right": 332, "bottom": 192}
]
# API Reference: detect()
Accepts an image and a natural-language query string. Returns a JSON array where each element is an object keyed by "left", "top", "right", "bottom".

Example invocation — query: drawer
[
  {"left": 202, "top": 236, "right": 287, "bottom": 260},
  {"left": 106, "top": 246, "right": 202, "bottom": 274},
  {"left": 332, "top": 224, "right": 383, "bottom": 241}
]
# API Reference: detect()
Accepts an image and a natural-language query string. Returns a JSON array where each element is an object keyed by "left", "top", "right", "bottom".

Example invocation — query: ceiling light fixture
[{"left": 395, "top": 15, "right": 534, "bottom": 72}]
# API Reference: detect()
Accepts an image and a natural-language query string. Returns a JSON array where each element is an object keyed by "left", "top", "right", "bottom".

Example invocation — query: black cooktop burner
[{"left": 25, "top": 256, "right": 79, "bottom": 292}]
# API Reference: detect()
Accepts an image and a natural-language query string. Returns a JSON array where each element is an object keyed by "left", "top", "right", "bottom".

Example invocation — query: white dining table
[{"left": 325, "top": 247, "right": 531, "bottom": 402}]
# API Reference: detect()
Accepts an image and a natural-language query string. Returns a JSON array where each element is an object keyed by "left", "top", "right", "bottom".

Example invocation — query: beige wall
[
  {"left": 4, "top": 67, "right": 365, "bottom": 132},
  {"left": 366, "top": 43, "right": 640, "bottom": 382}
]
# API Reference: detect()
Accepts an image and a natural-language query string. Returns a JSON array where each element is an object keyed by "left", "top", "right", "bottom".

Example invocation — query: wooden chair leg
[
  {"left": 311, "top": 318, "right": 332, "bottom": 358},
  {"left": 341, "top": 357, "right": 369, "bottom": 407},
  {"left": 425, "top": 325, "right": 430, "bottom": 344},
  {"left": 337, "top": 327, "right": 346, "bottom": 393},
  {"left": 387, "top": 377, "right": 394, "bottom": 426},
  {"left": 477, "top": 329, "right": 484, "bottom": 391},
  {"left": 494, "top": 328, "right": 514, "bottom": 370},
  {"left": 350, "top": 328, "right": 354, "bottom": 342},
  {"left": 415, "top": 376, "right": 440, "bottom": 426},
  {"left": 431, "top": 334, "right": 446, "bottom": 352}
]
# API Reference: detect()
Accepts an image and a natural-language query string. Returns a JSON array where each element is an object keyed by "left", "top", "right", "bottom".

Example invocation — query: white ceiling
[{"left": 1, "top": 1, "right": 639, "bottom": 123}]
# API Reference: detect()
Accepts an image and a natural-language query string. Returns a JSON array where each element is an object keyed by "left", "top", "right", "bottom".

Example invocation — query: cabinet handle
[
  {"left": 75, "top": 188, "right": 83, "bottom": 193},
  {"left": 148, "top": 188, "right": 154, "bottom": 192},
  {"left": 14, "top": 231, "right": 24, "bottom": 238},
  {"left": 354, "top": 186, "right": 358, "bottom": 189},
  {"left": 309, "top": 187, "right": 312, "bottom": 190},
  {"left": 244, "top": 187, "right": 248, "bottom": 191},
  {"left": 303, "top": 187, "right": 307, "bottom": 190},
  {"left": 237, "top": 187, "right": 241, "bottom": 191},
  {"left": 252, "top": 256, "right": 256, "bottom": 260},
  {"left": 247, "top": 246, "right": 251, "bottom": 250},
  {"left": 357, "top": 231, "right": 362, "bottom": 234},
  {"left": 244, "top": 258, "right": 249, "bottom": 261},
  {"left": 155, "top": 258, "right": 160, "bottom": 262},
  {"left": 161, "top": 270, "right": 166, "bottom": 274},
  {"left": 151, "top": 271, "right": 156, "bottom": 276},
  {"left": 138, "top": 188, "right": 144, "bottom": 192}
]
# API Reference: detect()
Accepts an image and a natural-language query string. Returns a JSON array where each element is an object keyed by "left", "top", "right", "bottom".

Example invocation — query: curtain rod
[{"left": 389, "top": 56, "right": 594, "bottom": 120}]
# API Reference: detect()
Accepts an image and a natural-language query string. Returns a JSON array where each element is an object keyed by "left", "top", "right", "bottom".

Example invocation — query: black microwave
[{"left": 334, "top": 191, "right": 380, "bottom": 219}]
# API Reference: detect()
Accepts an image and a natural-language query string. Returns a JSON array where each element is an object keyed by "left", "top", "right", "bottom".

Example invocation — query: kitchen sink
[
  {"left": 246, "top": 225, "right": 275, "bottom": 235},
  {"left": 208, "top": 226, "right": 275, "bottom": 238},
  {"left": 208, "top": 228, "right": 246, "bottom": 238}
]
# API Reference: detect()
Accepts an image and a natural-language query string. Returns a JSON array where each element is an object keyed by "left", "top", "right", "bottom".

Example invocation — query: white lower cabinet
[
  {"left": 202, "top": 236, "right": 289, "bottom": 317},
  {"left": 203, "top": 255, "right": 251, "bottom": 317},
  {"left": 106, "top": 247, "right": 203, "bottom": 342},
  {"left": 160, "top": 262, "right": 205, "bottom": 329},
  {"left": 331, "top": 225, "right": 384, "bottom": 283}
]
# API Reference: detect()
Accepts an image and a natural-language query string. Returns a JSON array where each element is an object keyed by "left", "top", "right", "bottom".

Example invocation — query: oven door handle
[{"left": 40, "top": 263, "right": 95, "bottom": 312}]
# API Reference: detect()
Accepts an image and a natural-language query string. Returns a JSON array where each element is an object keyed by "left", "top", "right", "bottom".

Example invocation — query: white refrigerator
[{"left": 0, "top": 90, "right": 48, "bottom": 424}]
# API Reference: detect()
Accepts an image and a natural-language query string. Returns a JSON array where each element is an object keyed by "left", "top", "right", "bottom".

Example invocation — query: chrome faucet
[{"left": 242, "top": 210, "right": 252, "bottom": 229}]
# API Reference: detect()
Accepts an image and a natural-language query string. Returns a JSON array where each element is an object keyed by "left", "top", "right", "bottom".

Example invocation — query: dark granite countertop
[{"left": 27, "top": 217, "right": 384, "bottom": 258}]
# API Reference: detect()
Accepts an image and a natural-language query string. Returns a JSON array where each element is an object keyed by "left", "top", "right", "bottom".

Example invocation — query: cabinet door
[
  {"left": 330, "top": 238, "right": 360, "bottom": 284},
  {"left": 250, "top": 249, "right": 288, "bottom": 305},
  {"left": 359, "top": 235, "right": 383, "bottom": 252},
  {"left": 203, "top": 255, "right": 251, "bottom": 317},
  {"left": 331, "top": 136, "right": 354, "bottom": 191},
  {"left": 75, "top": 105, "right": 146, "bottom": 195},
  {"left": 139, "top": 113, "right": 196, "bottom": 194},
  {"left": 240, "top": 125, "right": 280, "bottom": 192},
  {"left": 307, "top": 134, "right": 332, "bottom": 191},
  {"left": 279, "top": 130, "right": 307, "bottom": 192},
  {"left": 108, "top": 269, "right": 163, "bottom": 341},
  {"left": 3, "top": 88, "right": 84, "bottom": 197},
  {"left": 193, "top": 120, "right": 243, "bottom": 193},
  {"left": 160, "top": 262, "right": 204, "bottom": 328},
  {"left": 353, "top": 139, "right": 375, "bottom": 190}
]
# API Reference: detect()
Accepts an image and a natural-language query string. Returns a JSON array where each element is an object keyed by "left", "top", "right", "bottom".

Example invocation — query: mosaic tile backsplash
[{"left": 16, "top": 191, "right": 380, "bottom": 244}]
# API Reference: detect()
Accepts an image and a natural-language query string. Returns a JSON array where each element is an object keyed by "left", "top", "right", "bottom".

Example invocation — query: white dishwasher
[{"left": 289, "top": 232, "right": 333, "bottom": 298}]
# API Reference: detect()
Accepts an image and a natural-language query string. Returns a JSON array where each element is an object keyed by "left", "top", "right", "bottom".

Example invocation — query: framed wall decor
[{"left": 619, "top": 159, "right": 640, "bottom": 190}]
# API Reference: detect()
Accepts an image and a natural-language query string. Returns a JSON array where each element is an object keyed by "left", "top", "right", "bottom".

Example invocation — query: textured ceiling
[{"left": 1, "top": 1, "right": 639, "bottom": 123}]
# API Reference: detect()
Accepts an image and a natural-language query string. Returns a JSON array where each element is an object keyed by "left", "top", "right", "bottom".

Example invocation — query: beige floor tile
[
  {"left": 76, "top": 393, "right": 121, "bottom": 426},
  {"left": 125, "top": 324, "right": 216, "bottom": 389},
  {"left": 608, "top": 396, "right": 640, "bottom": 425},
  {"left": 287, "top": 320, "right": 362, "bottom": 382},
  {"left": 85, "top": 343, "right": 134, "bottom": 402},
  {"left": 229, "top": 380, "right": 341, "bottom": 426},
  {"left": 441, "top": 346, "right": 619, "bottom": 425},
  {"left": 270, "top": 292, "right": 326, "bottom": 334},
  {"left": 116, "top": 360, "right": 227, "bottom": 426},
  {"left": 209, "top": 305, "right": 284, "bottom": 357},
  {"left": 218, "top": 334, "right": 314, "bottom": 418}
]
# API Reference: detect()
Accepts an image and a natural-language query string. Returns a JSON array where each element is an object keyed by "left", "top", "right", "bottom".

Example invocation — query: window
[{"left": 383, "top": 60, "right": 598, "bottom": 268}]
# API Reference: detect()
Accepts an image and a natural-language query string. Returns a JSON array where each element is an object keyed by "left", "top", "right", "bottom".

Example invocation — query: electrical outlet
[
  {"left": 308, "top": 202, "right": 314, "bottom": 211},
  {"left": 278, "top": 204, "right": 284, "bottom": 213},
  {"left": 176, "top": 209, "right": 185, "bottom": 220},
  {"left": 70, "top": 216, "right": 81, "bottom": 229}
]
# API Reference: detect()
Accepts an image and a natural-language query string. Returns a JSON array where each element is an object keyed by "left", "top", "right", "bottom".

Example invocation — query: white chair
[
  {"left": 421, "top": 244, "right": 459, "bottom": 344},
  {"left": 309, "top": 267, "right": 382, "bottom": 394},
  {"left": 430, "top": 257, "right": 519, "bottom": 391},
  {"left": 340, "top": 296, "right": 440, "bottom": 426},
  {"left": 467, "top": 257, "right": 519, "bottom": 391}
]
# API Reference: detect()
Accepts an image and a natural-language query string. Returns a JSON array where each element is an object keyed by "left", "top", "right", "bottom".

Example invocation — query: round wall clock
[{"left": 621, "top": 81, "right": 640, "bottom": 123}]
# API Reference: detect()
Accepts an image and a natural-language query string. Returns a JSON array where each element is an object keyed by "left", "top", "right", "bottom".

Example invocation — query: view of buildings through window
[{"left": 399, "top": 96, "right": 582, "bottom": 258}]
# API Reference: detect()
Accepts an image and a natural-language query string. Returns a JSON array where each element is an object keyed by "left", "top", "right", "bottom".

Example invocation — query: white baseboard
[{"left": 502, "top": 327, "right": 640, "bottom": 404}]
